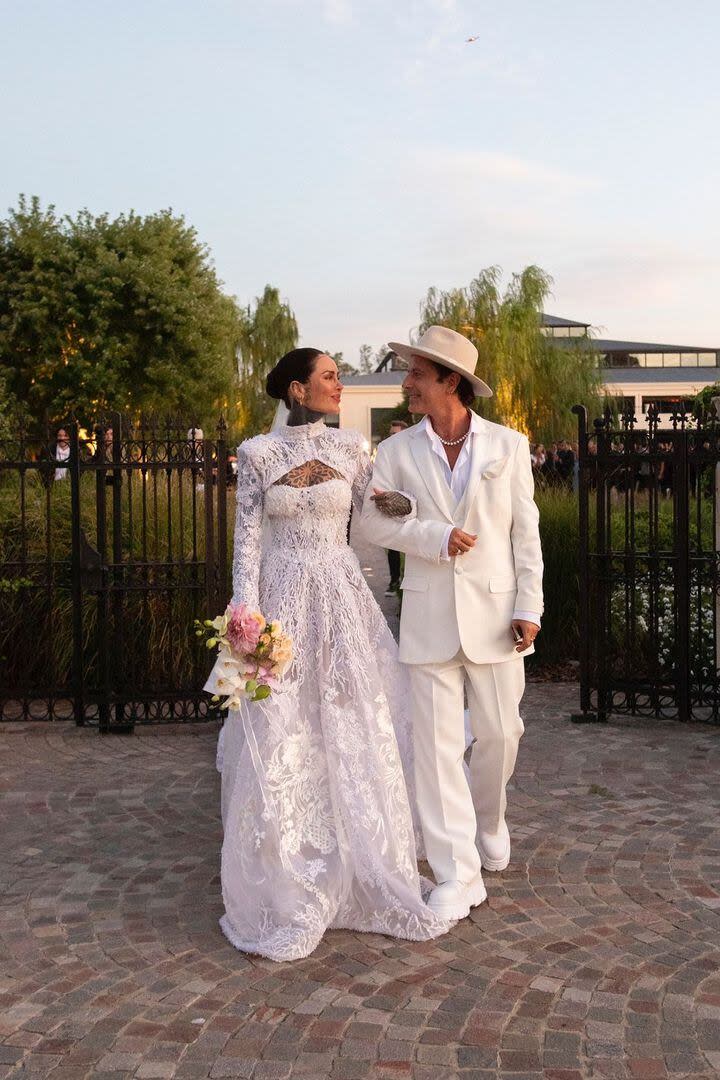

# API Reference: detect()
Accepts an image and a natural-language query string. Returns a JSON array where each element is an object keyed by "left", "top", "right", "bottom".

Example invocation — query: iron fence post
[
  {"left": 70, "top": 420, "right": 85, "bottom": 725},
  {"left": 216, "top": 418, "right": 229, "bottom": 611},
  {"left": 203, "top": 437, "right": 216, "bottom": 617},
  {"left": 571, "top": 405, "right": 600, "bottom": 722},
  {"left": 673, "top": 424, "right": 691, "bottom": 722}
]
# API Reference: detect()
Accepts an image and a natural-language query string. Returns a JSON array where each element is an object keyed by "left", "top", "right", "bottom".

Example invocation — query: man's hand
[
  {"left": 371, "top": 488, "right": 412, "bottom": 518},
  {"left": 511, "top": 619, "right": 540, "bottom": 653},
  {"left": 448, "top": 527, "right": 477, "bottom": 556}
]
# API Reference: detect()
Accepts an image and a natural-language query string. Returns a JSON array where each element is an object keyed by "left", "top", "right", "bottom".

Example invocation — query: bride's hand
[{"left": 371, "top": 488, "right": 412, "bottom": 517}]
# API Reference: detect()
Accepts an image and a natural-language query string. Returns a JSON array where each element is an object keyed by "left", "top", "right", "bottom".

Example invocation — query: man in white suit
[{"left": 360, "top": 326, "right": 543, "bottom": 920}]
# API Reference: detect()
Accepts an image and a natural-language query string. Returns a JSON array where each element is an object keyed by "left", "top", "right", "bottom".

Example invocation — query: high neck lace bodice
[
  {"left": 279, "top": 419, "right": 327, "bottom": 442},
  {"left": 230, "top": 425, "right": 371, "bottom": 610}
]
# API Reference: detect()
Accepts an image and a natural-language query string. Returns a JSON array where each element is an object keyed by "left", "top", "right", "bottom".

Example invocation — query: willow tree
[
  {"left": 236, "top": 285, "right": 299, "bottom": 438},
  {"left": 418, "top": 266, "right": 602, "bottom": 443}
]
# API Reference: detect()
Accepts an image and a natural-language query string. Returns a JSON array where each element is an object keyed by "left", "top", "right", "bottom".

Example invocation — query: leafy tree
[
  {"left": 418, "top": 266, "right": 602, "bottom": 443},
  {"left": 329, "top": 351, "right": 358, "bottom": 377},
  {"left": 357, "top": 344, "right": 376, "bottom": 375},
  {"left": 694, "top": 383, "right": 720, "bottom": 417},
  {"left": 236, "top": 285, "right": 298, "bottom": 437},
  {"left": 0, "top": 368, "right": 15, "bottom": 439},
  {"left": 356, "top": 343, "right": 389, "bottom": 375},
  {"left": 0, "top": 196, "right": 240, "bottom": 427}
]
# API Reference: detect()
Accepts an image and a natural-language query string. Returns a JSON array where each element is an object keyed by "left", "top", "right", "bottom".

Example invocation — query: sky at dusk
[{"left": 3, "top": 0, "right": 720, "bottom": 363}]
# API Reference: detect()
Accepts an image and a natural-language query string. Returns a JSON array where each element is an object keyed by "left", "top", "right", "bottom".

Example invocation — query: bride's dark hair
[{"left": 266, "top": 348, "right": 324, "bottom": 408}]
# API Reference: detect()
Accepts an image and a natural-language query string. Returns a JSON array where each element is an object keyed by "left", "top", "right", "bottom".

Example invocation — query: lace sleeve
[
  {"left": 351, "top": 436, "right": 416, "bottom": 518},
  {"left": 231, "top": 445, "right": 264, "bottom": 609},
  {"left": 351, "top": 443, "right": 374, "bottom": 513}
]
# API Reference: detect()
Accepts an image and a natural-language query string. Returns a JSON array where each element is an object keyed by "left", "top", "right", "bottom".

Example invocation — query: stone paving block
[
  {"left": 252, "top": 1062, "right": 293, "bottom": 1079},
  {"left": 134, "top": 1063, "right": 177, "bottom": 1078},
  {"left": 0, "top": 1047, "right": 23, "bottom": 1066},
  {"left": 95, "top": 1052, "right": 143, "bottom": 1071},
  {"left": 414, "top": 1045, "right": 457, "bottom": 1065},
  {"left": 208, "top": 1058, "right": 255, "bottom": 1078},
  {"left": 338, "top": 1040, "right": 378, "bottom": 1061},
  {"left": 330, "top": 1061, "right": 371, "bottom": 1079}
]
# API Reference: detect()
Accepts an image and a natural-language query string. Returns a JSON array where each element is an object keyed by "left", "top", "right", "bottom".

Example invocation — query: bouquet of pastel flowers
[{"left": 197, "top": 602, "right": 293, "bottom": 709}]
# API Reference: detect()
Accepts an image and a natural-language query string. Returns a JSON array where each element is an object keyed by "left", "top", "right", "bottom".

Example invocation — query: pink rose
[{"left": 226, "top": 603, "right": 265, "bottom": 655}]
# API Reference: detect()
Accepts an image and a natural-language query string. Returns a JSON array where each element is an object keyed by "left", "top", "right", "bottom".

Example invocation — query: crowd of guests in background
[
  {"left": 530, "top": 439, "right": 578, "bottom": 490},
  {"left": 530, "top": 437, "right": 681, "bottom": 497},
  {"left": 46, "top": 425, "right": 240, "bottom": 487},
  {"left": 44, "top": 425, "right": 683, "bottom": 500}
]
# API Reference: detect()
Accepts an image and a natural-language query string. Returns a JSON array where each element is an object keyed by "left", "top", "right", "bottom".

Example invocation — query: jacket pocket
[
  {"left": 481, "top": 455, "right": 512, "bottom": 480},
  {"left": 489, "top": 574, "right": 517, "bottom": 593},
  {"left": 401, "top": 575, "right": 429, "bottom": 592}
]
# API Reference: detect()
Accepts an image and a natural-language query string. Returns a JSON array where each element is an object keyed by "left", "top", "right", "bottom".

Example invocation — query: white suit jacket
[{"left": 359, "top": 414, "right": 544, "bottom": 665}]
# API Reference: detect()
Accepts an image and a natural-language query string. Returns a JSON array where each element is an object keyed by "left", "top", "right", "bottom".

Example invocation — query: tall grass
[{"left": 532, "top": 486, "right": 579, "bottom": 667}]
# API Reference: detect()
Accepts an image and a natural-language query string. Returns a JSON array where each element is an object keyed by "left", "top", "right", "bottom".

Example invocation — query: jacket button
[{"left": 455, "top": 564, "right": 463, "bottom": 575}]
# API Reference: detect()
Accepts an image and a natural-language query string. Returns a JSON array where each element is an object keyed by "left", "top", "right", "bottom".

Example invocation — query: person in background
[
  {"left": 102, "top": 427, "right": 117, "bottom": 487},
  {"left": 383, "top": 420, "right": 409, "bottom": 596},
  {"left": 226, "top": 451, "right": 238, "bottom": 486},
  {"left": 532, "top": 443, "right": 546, "bottom": 472},
  {"left": 556, "top": 439, "right": 576, "bottom": 487},
  {"left": 572, "top": 441, "right": 580, "bottom": 493},
  {"left": 50, "top": 427, "right": 71, "bottom": 481},
  {"left": 541, "top": 442, "right": 560, "bottom": 487},
  {"left": 188, "top": 427, "right": 204, "bottom": 490}
]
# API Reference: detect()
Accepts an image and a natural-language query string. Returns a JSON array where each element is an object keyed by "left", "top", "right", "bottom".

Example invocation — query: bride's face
[{"left": 293, "top": 355, "right": 344, "bottom": 415}]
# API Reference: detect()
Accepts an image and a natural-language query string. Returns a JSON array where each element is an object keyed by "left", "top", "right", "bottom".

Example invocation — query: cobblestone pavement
[
  {"left": 1, "top": 535, "right": 720, "bottom": 1078},
  {"left": 3, "top": 692, "right": 720, "bottom": 1080}
]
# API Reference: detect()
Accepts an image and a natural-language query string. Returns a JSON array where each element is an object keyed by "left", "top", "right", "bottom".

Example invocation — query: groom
[{"left": 360, "top": 326, "right": 543, "bottom": 920}]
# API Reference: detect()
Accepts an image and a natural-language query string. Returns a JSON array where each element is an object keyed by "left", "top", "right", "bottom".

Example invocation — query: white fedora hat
[{"left": 388, "top": 325, "right": 492, "bottom": 398}]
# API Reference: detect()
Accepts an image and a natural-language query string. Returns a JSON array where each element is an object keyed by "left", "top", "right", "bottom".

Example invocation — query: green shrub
[{"left": 531, "top": 487, "right": 579, "bottom": 667}]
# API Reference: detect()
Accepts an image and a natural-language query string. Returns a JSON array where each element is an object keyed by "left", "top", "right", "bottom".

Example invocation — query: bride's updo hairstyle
[{"left": 266, "top": 348, "right": 324, "bottom": 408}]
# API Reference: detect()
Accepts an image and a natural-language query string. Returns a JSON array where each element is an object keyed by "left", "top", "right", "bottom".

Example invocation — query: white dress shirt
[
  {"left": 420, "top": 414, "right": 541, "bottom": 628},
  {"left": 54, "top": 443, "right": 70, "bottom": 481}
]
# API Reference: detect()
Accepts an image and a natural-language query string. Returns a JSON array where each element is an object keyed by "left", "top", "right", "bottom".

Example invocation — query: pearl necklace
[{"left": 436, "top": 430, "right": 470, "bottom": 447}]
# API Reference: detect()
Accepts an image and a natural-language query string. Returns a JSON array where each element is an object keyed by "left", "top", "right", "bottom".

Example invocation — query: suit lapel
[
  {"left": 458, "top": 420, "right": 491, "bottom": 526},
  {"left": 409, "top": 429, "right": 455, "bottom": 524}
]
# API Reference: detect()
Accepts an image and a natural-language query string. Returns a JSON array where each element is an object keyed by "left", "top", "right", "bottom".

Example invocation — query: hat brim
[{"left": 388, "top": 342, "right": 493, "bottom": 398}]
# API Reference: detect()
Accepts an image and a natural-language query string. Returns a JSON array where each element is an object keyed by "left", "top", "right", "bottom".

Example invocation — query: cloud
[
  {"left": 382, "top": 145, "right": 602, "bottom": 250},
  {"left": 426, "top": 148, "right": 601, "bottom": 193},
  {"left": 556, "top": 249, "right": 718, "bottom": 307},
  {"left": 322, "top": 0, "right": 352, "bottom": 24}
]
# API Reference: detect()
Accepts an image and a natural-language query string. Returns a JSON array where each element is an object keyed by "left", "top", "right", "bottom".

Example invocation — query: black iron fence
[
  {"left": 574, "top": 401, "right": 720, "bottom": 723},
  {"left": 0, "top": 415, "right": 231, "bottom": 730},
  {"left": 7, "top": 403, "right": 718, "bottom": 729}
]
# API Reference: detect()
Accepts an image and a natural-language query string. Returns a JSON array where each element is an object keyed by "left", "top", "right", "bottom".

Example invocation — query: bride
[{"left": 207, "top": 347, "right": 452, "bottom": 961}]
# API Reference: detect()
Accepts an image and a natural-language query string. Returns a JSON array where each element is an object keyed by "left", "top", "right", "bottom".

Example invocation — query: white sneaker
[
  {"left": 427, "top": 874, "right": 487, "bottom": 920},
  {"left": 477, "top": 821, "right": 511, "bottom": 872}
]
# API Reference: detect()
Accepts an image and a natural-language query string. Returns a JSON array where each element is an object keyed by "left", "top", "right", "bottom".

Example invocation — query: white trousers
[{"left": 408, "top": 651, "right": 525, "bottom": 885}]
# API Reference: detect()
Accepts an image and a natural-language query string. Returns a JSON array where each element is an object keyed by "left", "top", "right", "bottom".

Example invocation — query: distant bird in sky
[{"left": 466, "top": 35, "right": 480, "bottom": 42}]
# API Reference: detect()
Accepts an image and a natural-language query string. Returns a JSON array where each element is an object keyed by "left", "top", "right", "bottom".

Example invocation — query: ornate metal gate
[
  {"left": 0, "top": 415, "right": 230, "bottom": 730},
  {"left": 573, "top": 402, "right": 720, "bottom": 723}
]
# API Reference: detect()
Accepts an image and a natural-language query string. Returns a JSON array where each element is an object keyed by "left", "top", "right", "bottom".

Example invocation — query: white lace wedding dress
[{"left": 207, "top": 418, "right": 450, "bottom": 961}]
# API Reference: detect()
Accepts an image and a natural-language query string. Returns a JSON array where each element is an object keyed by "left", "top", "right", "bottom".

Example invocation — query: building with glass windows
[{"left": 339, "top": 314, "right": 720, "bottom": 445}]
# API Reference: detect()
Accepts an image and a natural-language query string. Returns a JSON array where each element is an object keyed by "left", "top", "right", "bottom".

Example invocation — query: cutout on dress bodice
[{"left": 273, "top": 459, "right": 345, "bottom": 489}]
